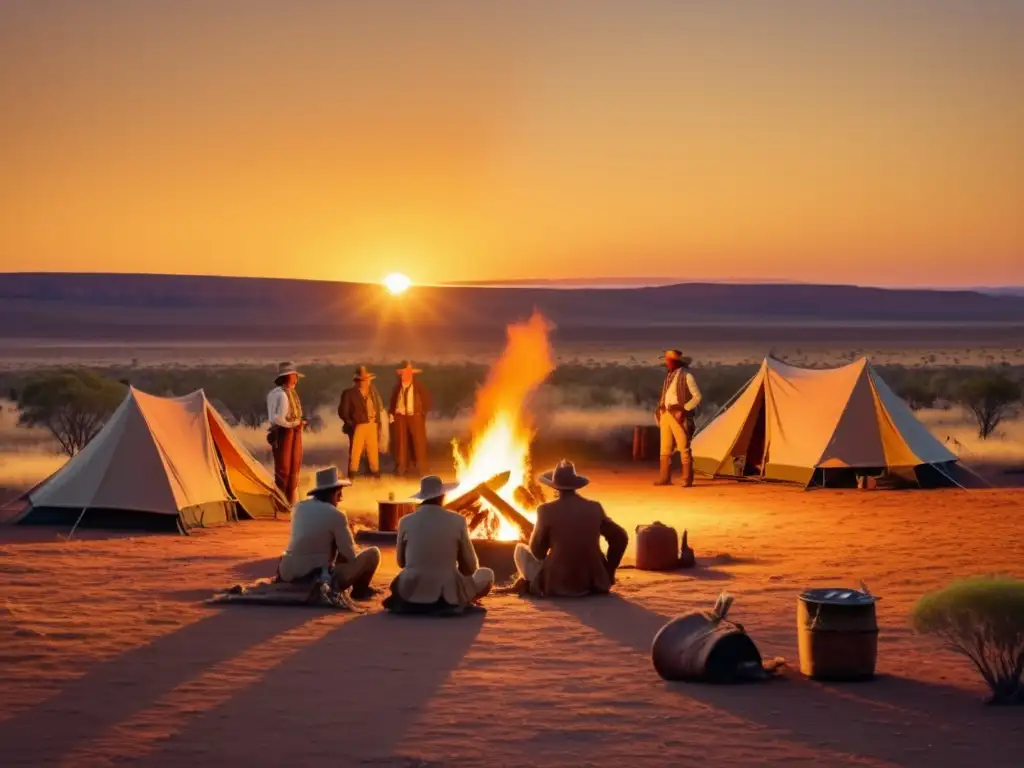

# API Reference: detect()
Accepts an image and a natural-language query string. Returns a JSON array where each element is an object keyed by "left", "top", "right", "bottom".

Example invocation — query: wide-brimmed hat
[
  {"left": 661, "top": 349, "right": 692, "bottom": 367},
  {"left": 538, "top": 460, "right": 590, "bottom": 490},
  {"left": 396, "top": 361, "right": 423, "bottom": 375},
  {"left": 274, "top": 361, "right": 304, "bottom": 383},
  {"left": 353, "top": 365, "right": 376, "bottom": 382},
  {"left": 410, "top": 474, "right": 460, "bottom": 502},
  {"left": 306, "top": 466, "right": 352, "bottom": 495}
]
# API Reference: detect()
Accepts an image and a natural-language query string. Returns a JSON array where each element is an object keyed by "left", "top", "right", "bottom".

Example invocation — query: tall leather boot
[
  {"left": 680, "top": 459, "right": 694, "bottom": 488},
  {"left": 654, "top": 455, "right": 672, "bottom": 486}
]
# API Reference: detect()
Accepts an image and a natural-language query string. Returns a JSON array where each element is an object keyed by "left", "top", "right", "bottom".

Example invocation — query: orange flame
[{"left": 450, "top": 311, "right": 555, "bottom": 540}]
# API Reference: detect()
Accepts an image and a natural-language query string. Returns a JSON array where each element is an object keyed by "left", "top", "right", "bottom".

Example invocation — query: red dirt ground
[{"left": 1, "top": 469, "right": 1023, "bottom": 767}]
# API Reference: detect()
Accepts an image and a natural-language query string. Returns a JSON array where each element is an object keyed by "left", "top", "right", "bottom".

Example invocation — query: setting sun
[{"left": 383, "top": 273, "right": 412, "bottom": 295}]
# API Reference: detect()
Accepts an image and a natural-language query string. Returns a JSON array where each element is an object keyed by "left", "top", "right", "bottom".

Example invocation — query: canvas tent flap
[
  {"left": 692, "top": 364, "right": 767, "bottom": 477},
  {"left": 205, "top": 400, "right": 290, "bottom": 519}
]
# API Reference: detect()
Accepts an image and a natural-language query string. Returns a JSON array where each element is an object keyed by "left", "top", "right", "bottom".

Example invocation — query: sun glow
[{"left": 383, "top": 273, "right": 412, "bottom": 295}]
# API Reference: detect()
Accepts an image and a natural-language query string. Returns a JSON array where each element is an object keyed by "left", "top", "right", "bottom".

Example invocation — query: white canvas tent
[
  {"left": 12, "top": 388, "right": 289, "bottom": 532},
  {"left": 692, "top": 357, "right": 974, "bottom": 488}
]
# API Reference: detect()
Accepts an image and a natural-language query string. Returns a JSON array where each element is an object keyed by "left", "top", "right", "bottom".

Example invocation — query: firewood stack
[{"left": 445, "top": 470, "right": 536, "bottom": 541}]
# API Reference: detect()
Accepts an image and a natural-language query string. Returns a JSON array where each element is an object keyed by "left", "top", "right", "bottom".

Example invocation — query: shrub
[
  {"left": 957, "top": 373, "right": 1021, "bottom": 439},
  {"left": 17, "top": 371, "right": 127, "bottom": 456},
  {"left": 912, "top": 576, "right": 1024, "bottom": 705}
]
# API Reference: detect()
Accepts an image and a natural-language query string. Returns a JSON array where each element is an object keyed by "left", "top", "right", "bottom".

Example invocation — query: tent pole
[{"left": 66, "top": 507, "right": 88, "bottom": 541}]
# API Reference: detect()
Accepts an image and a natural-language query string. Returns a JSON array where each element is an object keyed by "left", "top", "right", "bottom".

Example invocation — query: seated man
[
  {"left": 514, "top": 460, "right": 628, "bottom": 597},
  {"left": 277, "top": 466, "right": 381, "bottom": 600},
  {"left": 383, "top": 475, "right": 494, "bottom": 614}
]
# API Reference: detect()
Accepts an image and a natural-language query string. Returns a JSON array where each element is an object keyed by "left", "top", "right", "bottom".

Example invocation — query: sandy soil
[{"left": 2, "top": 470, "right": 1023, "bottom": 767}]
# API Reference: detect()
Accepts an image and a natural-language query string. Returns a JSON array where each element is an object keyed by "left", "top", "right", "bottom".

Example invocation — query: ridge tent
[
  {"left": 11, "top": 387, "right": 289, "bottom": 532},
  {"left": 691, "top": 357, "right": 976, "bottom": 488}
]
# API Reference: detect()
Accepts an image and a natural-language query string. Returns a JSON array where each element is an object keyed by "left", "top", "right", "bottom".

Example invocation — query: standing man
[
  {"left": 338, "top": 365, "right": 388, "bottom": 478},
  {"left": 267, "top": 361, "right": 307, "bottom": 503},
  {"left": 389, "top": 361, "right": 431, "bottom": 476},
  {"left": 655, "top": 349, "right": 702, "bottom": 487}
]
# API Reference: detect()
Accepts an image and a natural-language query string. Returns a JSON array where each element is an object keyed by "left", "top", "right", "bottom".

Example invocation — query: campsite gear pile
[
  {"left": 209, "top": 576, "right": 362, "bottom": 611},
  {"left": 692, "top": 357, "right": 974, "bottom": 488},
  {"left": 635, "top": 522, "right": 696, "bottom": 571},
  {"left": 9, "top": 388, "right": 290, "bottom": 533},
  {"left": 651, "top": 593, "right": 775, "bottom": 683},
  {"left": 797, "top": 585, "right": 880, "bottom": 680}
]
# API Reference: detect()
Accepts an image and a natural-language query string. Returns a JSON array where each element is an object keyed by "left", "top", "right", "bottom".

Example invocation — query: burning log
[
  {"left": 445, "top": 470, "right": 512, "bottom": 512},
  {"left": 477, "top": 485, "right": 535, "bottom": 541}
]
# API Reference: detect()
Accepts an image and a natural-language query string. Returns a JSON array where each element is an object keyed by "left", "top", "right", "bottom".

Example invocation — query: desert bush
[
  {"left": 16, "top": 371, "right": 127, "bottom": 456},
  {"left": 956, "top": 373, "right": 1021, "bottom": 439},
  {"left": 912, "top": 576, "right": 1024, "bottom": 705}
]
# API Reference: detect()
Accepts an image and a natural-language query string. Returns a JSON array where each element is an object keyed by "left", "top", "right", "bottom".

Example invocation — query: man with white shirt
[
  {"left": 267, "top": 362, "right": 307, "bottom": 503},
  {"left": 654, "top": 349, "right": 702, "bottom": 487},
  {"left": 388, "top": 361, "right": 431, "bottom": 476}
]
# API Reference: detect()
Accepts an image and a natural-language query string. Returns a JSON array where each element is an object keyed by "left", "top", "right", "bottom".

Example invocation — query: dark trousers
[
  {"left": 273, "top": 426, "right": 303, "bottom": 504},
  {"left": 393, "top": 413, "right": 428, "bottom": 475}
]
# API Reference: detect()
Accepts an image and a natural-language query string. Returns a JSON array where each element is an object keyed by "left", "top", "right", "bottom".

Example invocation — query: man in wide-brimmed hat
[
  {"left": 338, "top": 365, "right": 389, "bottom": 478},
  {"left": 388, "top": 361, "right": 432, "bottom": 476},
  {"left": 382, "top": 475, "right": 494, "bottom": 614},
  {"left": 266, "top": 361, "right": 308, "bottom": 503},
  {"left": 654, "top": 349, "right": 702, "bottom": 487},
  {"left": 277, "top": 467, "right": 381, "bottom": 599},
  {"left": 513, "top": 460, "right": 628, "bottom": 597}
]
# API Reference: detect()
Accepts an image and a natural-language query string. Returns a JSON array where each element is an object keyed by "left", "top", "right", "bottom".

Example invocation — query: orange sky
[{"left": 1, "top": 2, "right": 1022, "bottom": 287}]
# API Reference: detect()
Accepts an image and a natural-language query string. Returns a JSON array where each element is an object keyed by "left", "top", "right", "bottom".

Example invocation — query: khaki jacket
[
  {"left": 277, "top": 499, "right": 358, "bottom": 582},
  {"left": 529, "top": 493, "right": 629, "bottom": 597},
  {"left": 394, "top": 504, "right": 482, "bottom": 605}
]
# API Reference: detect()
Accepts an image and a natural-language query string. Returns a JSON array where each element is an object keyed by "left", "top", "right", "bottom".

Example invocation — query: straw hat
[
  {"left": 396, "top": 361, "right": 423, "bottom": 375},
  {"left": 306, "top": 466, "right": 352, "bottom": 496},
  {"left": 274, "top": 361, "right": 304, "bottom": 384},
  {"left": 409, "top": 475, "right": 459, "bottom": 502},
  {"left": 538, "top": 460, "right": 590, "bottom": 490},
  {"left": 661, "top": 349, "right": 692, "bottom": 367},
  {"left": 353, "top": 365, "right": 376, "bottom": 382}
]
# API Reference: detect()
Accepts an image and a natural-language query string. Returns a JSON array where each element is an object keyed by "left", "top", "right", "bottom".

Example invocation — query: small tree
[
  {"left": 912, "top": 576, "right": 1024, "bottom": 705},
  {"left": 17, "top": 371, "right": 126, "bottom": 456},
  {"left": 957, "top": 374, "right": 1021, "bottom": 438}
]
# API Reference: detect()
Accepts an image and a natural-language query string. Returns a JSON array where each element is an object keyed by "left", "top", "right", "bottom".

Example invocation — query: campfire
[{"left": 444, "top": 312, "right": 554, "bottom": 542}]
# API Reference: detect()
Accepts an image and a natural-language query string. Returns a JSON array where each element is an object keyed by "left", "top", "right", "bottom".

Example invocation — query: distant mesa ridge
[{"left": 1, "top": 272, "right": 1024, "bottom": 342}]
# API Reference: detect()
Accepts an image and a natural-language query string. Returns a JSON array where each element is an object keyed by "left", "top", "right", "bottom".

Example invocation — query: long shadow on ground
[
  {"left": 542, "top": 593, "right": 1024, "bottom": 768},
  {"left": 139, "top": 610, "right": 485, "bottom": 765},
  {"left": 0, "top": 608, "right": 318, "bottom": 766}
]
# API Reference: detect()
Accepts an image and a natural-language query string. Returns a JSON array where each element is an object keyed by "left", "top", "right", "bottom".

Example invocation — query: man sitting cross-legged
[
  {"left": 383, "top": 475, "right": 495, "bottom": 615},
  {"left": 514, "top": 460, "right": 629, "bottom": 597},
  {"left": 277, "top": 466, "right": 381, "bottom": 600}
]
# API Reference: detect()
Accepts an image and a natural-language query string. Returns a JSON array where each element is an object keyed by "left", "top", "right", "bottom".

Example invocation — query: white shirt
[
  {"left": 395, "top": 384, "right": 415, "bottom": 416},
  {"left": 267, "top": 386, "right": 301, "bottom": 428},
  {"left": 663, "top": 371, "right": 702, "bottom": 412}
]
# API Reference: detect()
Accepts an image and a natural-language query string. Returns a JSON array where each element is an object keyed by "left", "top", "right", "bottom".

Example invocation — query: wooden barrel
[
  {"left": 632, "top": 425, "right": 660, "bottom": 461},
  {"left": 377, "top": 501, "right": 415, "bottom": 532},
  {"left": 652, "top": 611, "right": 765, "bottom": 683},
  {"left": 797, "top": 589, "right": 879, "bottom": 681},
  {"left": 635, "top": 522, "right": 679, "bottom": 571}
]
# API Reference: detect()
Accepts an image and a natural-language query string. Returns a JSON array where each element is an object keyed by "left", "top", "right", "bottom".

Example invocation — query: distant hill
[{"left": 2, "top": 272, "right": 1024, "bottom": 344}]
